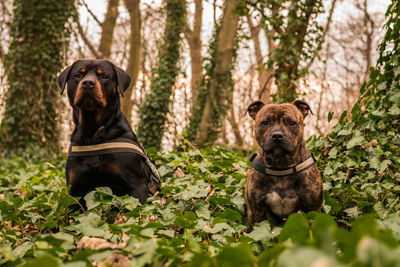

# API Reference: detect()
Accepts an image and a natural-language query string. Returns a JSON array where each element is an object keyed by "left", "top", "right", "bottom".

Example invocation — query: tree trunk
[
  {"left": 246, "top": 15, "right": 275, "bottom": 102},
  {"left": 1, "top": 0, "right": 75, "bottom": 156},
  {"left": 136, "top": 0, "right": 186, "bottom": 149},
  {"left": 186, "top": 0, "right": 203, "bottom": 102},
  {"left": 121, "top": 0, "right": 141, "bottom": 124},
  {"left": 188, "top": 0, "right": 240, "bottom": 146},
  {"left": 275, "top": 0, "right": 319, "bottom": 103},
  {"left": 98, "top": 0, "right": 119, "bottom": 58}
]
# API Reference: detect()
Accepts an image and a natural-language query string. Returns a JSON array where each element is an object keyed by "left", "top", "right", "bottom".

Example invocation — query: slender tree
[
  {"left": 98, "top": 0, "right": 120, "bottom": 57},
  {"left": 187, "top": 0, "right": 240, "bottom": 146},
  {"left": 248, "top": 0, "right": 324, "bottom": 103},
  {"left": 136, "top": 0, "right": 186, "bottom": 149},
  {"left": 121, "top": 0, "right": 141, "bottom": 124},
  {"left": 0, "top": 0, "right": 75, "bottom": 156},
  {"left": 185, "top": 0, "right": 203, "bottom": 102}
]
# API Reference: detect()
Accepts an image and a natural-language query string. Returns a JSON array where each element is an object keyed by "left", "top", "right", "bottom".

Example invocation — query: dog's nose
[
  {"left": 82, "top": 79, "right": 95, "bottom": 89},
  {"left": 271, "top": 131, "right": 284, "bottom": 141}
]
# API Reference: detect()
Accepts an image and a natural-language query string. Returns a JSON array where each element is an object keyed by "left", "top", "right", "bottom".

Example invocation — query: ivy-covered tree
[
  {"left": 186, "top": 0, "right": 240, "bottom": 146},
  {"left": 309, "top": 0, "right": 400, "bottom": 220},
  {"left": 249, "top": 0, "right": 324, "bottom": 103},
  {"left": 136, "top": 0, "right": 186, "bottom": 149},
  {"left": 0, "top": 0, "right": 75, "bottom": 156}
]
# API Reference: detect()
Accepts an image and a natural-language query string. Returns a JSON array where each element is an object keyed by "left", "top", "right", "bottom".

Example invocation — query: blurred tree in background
[
  {"left": 0, "top": 0, "right": 75, "bottom": 157},
  {"left": 187, "top": 0, "right": 241, "bottom": 146},
  {"left": 136, "top": 0, "right": 186, "bottom": 149},
  {"left": 0, "top": 0, "right": 390, "bottom": 152}
]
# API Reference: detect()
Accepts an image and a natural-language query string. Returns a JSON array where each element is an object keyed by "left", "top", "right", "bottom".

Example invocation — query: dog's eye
[
  {"left": 288, "top": 120, "right": 297, "bottom": 126},
  {"left": 74, "top": 73, "right": 83, "bottom": 79},
  {"left": 261, "top": 120, "right": 269, "bottom": 126},
  {"left": 101, "top": 73, "right": 110, "bottom": 79}
]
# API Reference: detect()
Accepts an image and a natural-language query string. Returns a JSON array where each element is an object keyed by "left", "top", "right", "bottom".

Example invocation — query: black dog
[{"left": 58, "top": 59, "right": 160, "bottom": 204}]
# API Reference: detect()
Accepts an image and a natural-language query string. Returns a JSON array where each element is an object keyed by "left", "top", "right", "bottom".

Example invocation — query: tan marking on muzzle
[
  {"left": 95, "top": 80, "right": 107, "bottom": 107},
  {"left": 73, "top": 80, "right": 84, "bottom": 105}
]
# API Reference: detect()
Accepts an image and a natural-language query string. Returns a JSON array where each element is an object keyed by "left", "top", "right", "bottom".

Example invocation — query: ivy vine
[
  {"left": 308, "top": 0, "right": 400, "bottom": 220},
  {"left": 136, "top": 0, "right": 186, "bottom": 150},
  {"left": 186, "top": 7, "right": 243, "bottom": 146},
  {"left": 1, "top": 0, "right": 75, "bottom": 157}
]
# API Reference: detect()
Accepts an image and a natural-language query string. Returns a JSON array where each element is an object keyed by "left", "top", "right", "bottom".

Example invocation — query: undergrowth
[{"left": 0, "top": 144, "right": 399, "bottom": 266}]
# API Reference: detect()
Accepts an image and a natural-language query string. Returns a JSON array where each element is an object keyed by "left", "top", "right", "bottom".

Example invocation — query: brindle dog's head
[
  {"left": 247, "top": 100, "right": 312, "bottom": 156},
  {"left": 57, "top": 59, "right": 131, "bottom": 112}
]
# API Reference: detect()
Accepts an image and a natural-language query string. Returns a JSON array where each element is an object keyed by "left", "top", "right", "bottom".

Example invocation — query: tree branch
[
  {"left": 305, "top": 0, "right": 338, "bottom": 70},
  {"left": 76, "top": 20, "right": 104, "bottom": 58},
  {"left": 80, "top": 0, "right": 102, "bottom": 25}
]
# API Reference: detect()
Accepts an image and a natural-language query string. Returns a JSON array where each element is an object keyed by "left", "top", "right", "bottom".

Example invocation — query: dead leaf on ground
[
  {"left": 361, "top": 139, "right": 378, "bottom": 149},
  {"left": 77, "top": 235, "right": 128, "bottom": 250},
  {"left": 154, "top": 198, "right": 167, "bottom": 206},
  {"left": 114, "top": 214, "right": 128, "bottom": 224},
  {"left": 232, "top": 163, "right": 243, "bottom": 171},
  {"left": 97, "top": 253, "right": 131, "bottom": 267},
  {"left": 175, "top": 168, "right": 185, "bottom": 177}
]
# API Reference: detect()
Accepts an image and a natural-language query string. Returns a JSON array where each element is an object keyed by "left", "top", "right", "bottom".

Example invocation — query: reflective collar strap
[{"left": 250, "top": 153, "right": 317, "bottom": 177}]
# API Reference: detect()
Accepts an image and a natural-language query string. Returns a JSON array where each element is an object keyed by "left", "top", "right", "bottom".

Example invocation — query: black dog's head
[
  {"left": 57, "top": 59, "right": 131, "bottom": 111},
  {"left": 247, "top": 100, "right": 313, "bottom": 156}
]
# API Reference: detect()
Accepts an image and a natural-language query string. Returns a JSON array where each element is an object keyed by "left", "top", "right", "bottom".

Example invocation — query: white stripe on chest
[{"left": 265, "top": 191, "right": 298, "bottom": 217}]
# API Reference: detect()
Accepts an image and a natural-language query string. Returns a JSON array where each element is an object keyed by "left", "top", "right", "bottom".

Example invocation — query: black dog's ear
[
  {"left": 113, "top": 65, "right": 131, "bottom": 96},
  {"left": 292, "top": 99, "right": 313, "bottom": 118},
  {"left": 57, "top": 66, "right": 72, "bottom": 95},
  {"left": 247, "top": 100, "right": 265, "bottom": 120},
  {"left": 57, "top": 60, "right": 80, "bottom": 95}
]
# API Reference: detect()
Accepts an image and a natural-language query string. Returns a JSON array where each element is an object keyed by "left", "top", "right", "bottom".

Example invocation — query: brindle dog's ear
[
  {"left": 113, "top": 65, "right": 131, "bottom": 97},
  {"left": 292, "top": 99, "right": 313, "bottom": 118},
  {"left": 247, "top": 100, "right": 265, "bottom": 120},
  {"left": 57, "top": 60, "right": 81, "bottom": 95}
]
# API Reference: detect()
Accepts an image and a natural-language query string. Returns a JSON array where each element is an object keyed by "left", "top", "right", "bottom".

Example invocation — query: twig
[
  {"left": 76, "top": 20, "right": 104, "bottom": 59},
  {"left": 80, "top": 0, "right": 102, "bottom": 25}
]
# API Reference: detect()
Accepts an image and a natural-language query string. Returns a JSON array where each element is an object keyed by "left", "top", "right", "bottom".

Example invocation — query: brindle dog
[{"left": 245, "top": 100, "right": 323, "bottom": 228}]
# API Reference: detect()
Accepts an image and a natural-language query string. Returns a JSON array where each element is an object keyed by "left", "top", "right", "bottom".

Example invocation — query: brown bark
[
  {"left": 186, "top": 0, "right": 203, "bottom": 102},
  {"left": 228, "top": 107, "right": 244, "bottom": 147},
  {"left": 98, "top": 0, "right": 119, "bottom": 58},
  {"left": 121, "top": 0, "right": 141, "bottom": 124},
  {"left": 246, "top": 15, "right": 275, "bottom": 102},
  {"left": 275, "top": 0, "right": 318, "bottom": 102},
  {"left": 197, "top": 0, "right": 240, "bottom": 145}
]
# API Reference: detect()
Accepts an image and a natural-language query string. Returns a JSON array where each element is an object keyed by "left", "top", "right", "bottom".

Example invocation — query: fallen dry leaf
[
  {"left": 77, "top": 236, "right": 128, "bottom": 250},
  {"left": 97, "top": 253, "right": 131, "bottom": 267},
  {"left": 114, "top": 215, "right": 128, "bottom": 224},
  {"left": 175, "top": 168, "right": 185, "bottom": 178}
]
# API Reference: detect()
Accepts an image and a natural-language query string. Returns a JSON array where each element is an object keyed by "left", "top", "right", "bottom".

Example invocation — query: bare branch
[
  {"left": 76, "top": 20, "right": 104, "bottom": 59},
  {"left": 80, "top": 0, "right": 102, "bottom": 25},
  {"left": 305, "top": 0, "right": 338, "bottom": 70}
]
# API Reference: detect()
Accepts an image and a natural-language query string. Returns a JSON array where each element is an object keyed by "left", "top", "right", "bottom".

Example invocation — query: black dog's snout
[
  {"left": 271, "top": 131, "right": 284, "bottom": 141},
  {"left": 82, "top": 79, "right": 96, "bottom": 89}
]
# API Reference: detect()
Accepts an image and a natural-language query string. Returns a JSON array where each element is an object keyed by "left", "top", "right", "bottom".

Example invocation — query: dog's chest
[
  {"left": 265, "top": 191, "right": 298, "bottom": 217},
  {"left": 256, "top": 175, "right": 301, "bottom": 217}
]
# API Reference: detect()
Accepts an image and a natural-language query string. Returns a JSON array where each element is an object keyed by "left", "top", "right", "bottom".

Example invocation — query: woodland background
[
  {"left": 0, "top": 0, "right": 400, "bottom": 266},
  {"left": 0, "top": 0, "right": 390, "bottom": 153}
]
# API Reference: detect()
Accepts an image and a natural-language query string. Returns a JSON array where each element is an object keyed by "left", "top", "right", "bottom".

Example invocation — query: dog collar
[{"left": 249, "top": 153, "right": 317, "bottom": 177}]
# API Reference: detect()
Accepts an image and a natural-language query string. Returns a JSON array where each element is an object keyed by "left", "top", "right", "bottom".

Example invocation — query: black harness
[
  {"left": 249, "top": 153, "right": 317, "bottom": 177},
  {"left": 68, "top": 138, "right": 161, "bottom": 194}
]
